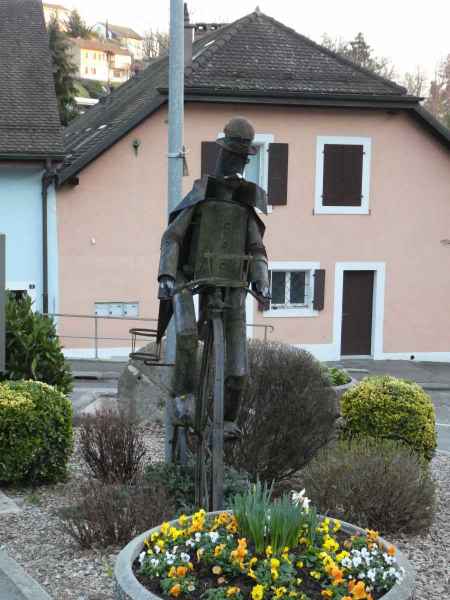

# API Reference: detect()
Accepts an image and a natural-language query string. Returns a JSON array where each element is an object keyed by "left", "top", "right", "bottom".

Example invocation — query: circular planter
[
  {"left": 114, "top": 513, "right": 415, "bottom": 600},
  {"left": 333, "top": 376, "right": 358, "bottom": 401}
]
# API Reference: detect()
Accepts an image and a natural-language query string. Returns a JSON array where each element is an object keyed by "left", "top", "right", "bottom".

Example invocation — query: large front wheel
[{"left": 194, "top": 316, "right": 225, "bottom": 511}]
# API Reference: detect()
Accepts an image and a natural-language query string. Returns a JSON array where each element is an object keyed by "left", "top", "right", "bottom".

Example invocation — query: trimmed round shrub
[
  {"left": 341, "top": 375, "right": 437, "bottom": 460},
  {"left": 225, "top": 340, "right": 339, "bottom": 483},
  {"left": 298, "top": 439, "right": 436, "bottom": 534},
  {"left": 0, "top": 380, "right": 73, "bottom": 484}
]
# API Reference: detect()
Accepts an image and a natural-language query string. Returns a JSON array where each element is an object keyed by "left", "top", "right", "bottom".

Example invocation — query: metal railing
[{"left": 45, "top": 312, "right": 274, "bottom": 359}]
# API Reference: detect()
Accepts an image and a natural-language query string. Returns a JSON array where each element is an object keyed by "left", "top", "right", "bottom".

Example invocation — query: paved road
[{"left": 431, "top": 389, "right": 450, "bottom": 453}]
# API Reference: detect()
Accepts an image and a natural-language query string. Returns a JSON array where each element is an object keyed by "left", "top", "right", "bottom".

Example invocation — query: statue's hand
[
  {"left": 252, "top": 281, "right": 271, "bottom": 310},
  {"left": 158, "top": 276, "right": 175, "bottom": 300},
  {"left": 253, "top": 281, "right": 271, "bottom": 299}
]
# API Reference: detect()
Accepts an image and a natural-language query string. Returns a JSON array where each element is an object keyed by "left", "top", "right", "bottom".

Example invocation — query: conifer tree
[
  {"left": 47, "top": 16, "right": 78, "bottom": 125},
  {"left": 65, "top": 9, "right": 92, "bottom": 39}
]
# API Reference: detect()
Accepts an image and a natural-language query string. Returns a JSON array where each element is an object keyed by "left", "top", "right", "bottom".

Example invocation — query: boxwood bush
[
  {"left": 0, "top": 380, "right": 73, "bottom": 484},
  {"left": 2, "top": 292, "right": 73, "bottom": 394},
  {"left": 340, "top": 375, "right": 437, "bottom": 460},
  {"left": 225, "top": 340, "right": 339, "bottom": 483}
]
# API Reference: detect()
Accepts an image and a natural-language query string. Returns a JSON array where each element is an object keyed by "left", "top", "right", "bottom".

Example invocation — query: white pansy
[
  {"left": 352, "top": 555, "right": 362, "bottom": 568},
  {"left": 186, "top": 539, "right": 195, "bottom": 547},
  {"left": 209, "top": 532, "right": 220, "bottom": 543},
  {"left": 195, "top": 533, "right": 202, "bottom": 542},
  {"left": 367, "top": 569, "right": 376, "bottom": 582},
  {"left": 154, "top": 546, "right": 161, "bottom": 554},
  {"left": 181, "top": 552, "right": 191, "bottom": 562},
  {"left": 139, "top": 551, "right": 146, "bottom": 565}
]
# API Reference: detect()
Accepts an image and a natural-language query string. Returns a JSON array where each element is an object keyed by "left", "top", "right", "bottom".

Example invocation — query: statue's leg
[
  {"left": 172, "top": 288, "right": 198, "bottom": 397},
  {"left": 223, "top": 288, "right": 248, "bottom": 423}
]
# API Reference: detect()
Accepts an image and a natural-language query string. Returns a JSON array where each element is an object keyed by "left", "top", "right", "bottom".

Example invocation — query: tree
[
  {"left": 47, "top": 16, "right": 78, "bottom": 125},
  {"left": 143, "top": 30, "right": 169, "bottom": 60},
  {"left": 321, "top": 32, "right": 396, "bottom": 80},
  {"left": 424, "top": 55, "right": 450, "bottom": 129},
  {"left": 403, "top": 66, "right": 427, "bottom": 97},
  {"left": 65, "top": 9, "right": 92, "bottom": 39}
]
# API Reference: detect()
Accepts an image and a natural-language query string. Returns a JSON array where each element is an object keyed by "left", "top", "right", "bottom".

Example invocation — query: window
[
  {"left": 243, "top": 134, "right": 273, "bottom": 192},
  {"left": 94, "top": 302, "right": 139, "bottom": 317},
  {"left": 315, "top": 136, "right": 371, "bottom": 215},
  {"left": 203, "top": 133, "right": 289, "bottom": 209},
  {"left": 263, "top": 262, "right": 323, "bottom": 317},
  {"left": 270, "top": 270, "right": 309, "bottom": 308}
]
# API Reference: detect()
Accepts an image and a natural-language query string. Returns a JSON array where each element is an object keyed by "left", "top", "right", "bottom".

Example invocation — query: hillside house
[{"left": 56, "top": 9, "right": 450, "bottom": 361}]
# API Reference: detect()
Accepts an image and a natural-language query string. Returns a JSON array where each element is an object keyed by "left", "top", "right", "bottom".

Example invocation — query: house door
[{"left": 341, "top": 270, "right": 374, "bottom": 356}]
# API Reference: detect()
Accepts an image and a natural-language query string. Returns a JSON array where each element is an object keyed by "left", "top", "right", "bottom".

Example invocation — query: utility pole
[{"left": 165, "top": 0, "right": 185, "bottom": 461}]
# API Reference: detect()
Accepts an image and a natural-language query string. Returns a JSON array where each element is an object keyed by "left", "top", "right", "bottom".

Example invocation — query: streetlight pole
[{"left": 165, "top": 0, "right": 185, "bottom": 461}]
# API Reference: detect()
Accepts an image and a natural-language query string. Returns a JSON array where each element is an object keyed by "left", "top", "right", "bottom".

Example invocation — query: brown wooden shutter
[
  {"left": 201, "top": 141, "right": 220, "bottom": 177},
  {"left": 268, "top": 143, "right": 288, "bottom": 206},
  {"left": 313, "top": 269, "right": 325, "bottom": 311},
  {"left": 322, "top": 144, "right": 363, "bottom": 206}
]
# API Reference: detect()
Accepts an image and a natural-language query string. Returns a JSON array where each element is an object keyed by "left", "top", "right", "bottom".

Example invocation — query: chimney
[{"left": 184, "top": 3, "right": 194, "bottom": 68}]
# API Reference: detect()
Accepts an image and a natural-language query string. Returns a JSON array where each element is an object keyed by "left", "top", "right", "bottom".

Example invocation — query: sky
[{"left": 63, "top": 0, "right": 449, "bottom": 82}]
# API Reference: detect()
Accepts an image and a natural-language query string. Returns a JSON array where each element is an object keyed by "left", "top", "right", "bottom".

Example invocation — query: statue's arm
[
  {"left": 247, "top": 216, "right": 269, "bottom": 295},
  {"left": 158, "top": 207, "right": 194, "bottom": 281}
]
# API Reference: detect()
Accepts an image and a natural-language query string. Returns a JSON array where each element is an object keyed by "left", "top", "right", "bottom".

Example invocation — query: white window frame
[
  {"left": 216, "top": 131, "right": 274, "bottom": 213},
  {"left": 314, "top": 136, "right": 372, "bottom": 215},
  {"left": 263, "top": 261, "right": 320, "bottom": 318}
]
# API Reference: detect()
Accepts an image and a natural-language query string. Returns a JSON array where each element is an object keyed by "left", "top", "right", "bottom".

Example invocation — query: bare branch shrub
[
  {"left": 78, "top": 409, "right": 147, "bottom": 483},
  {"left": 59, "top": 478, "right": 174, "bottom": 548},
  {"left": 225, "top": 340, "right": 339, "bottom": 483},
  {"left": 297, "top": 439, "right": 436, "bottom": 534}
]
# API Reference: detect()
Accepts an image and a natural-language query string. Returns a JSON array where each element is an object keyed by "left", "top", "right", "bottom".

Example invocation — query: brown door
[{"left": 341, "top": 270, "right": 374, "bottom": 356}]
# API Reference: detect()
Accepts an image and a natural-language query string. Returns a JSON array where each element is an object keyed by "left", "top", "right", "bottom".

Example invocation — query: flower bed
[{"left": 115, "top": 503, "right": 415, "bottom": 600}]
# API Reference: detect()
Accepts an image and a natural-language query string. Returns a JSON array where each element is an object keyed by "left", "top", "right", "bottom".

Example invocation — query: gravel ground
[
  {"left": 0, "top": 424, "right": 165, "bottom": 600},
  {"left": 390, "top": 451, "right": 450, "bottom": 600},
  {"left": 1, "top": 430, "right": 449, "bottom": 600}
]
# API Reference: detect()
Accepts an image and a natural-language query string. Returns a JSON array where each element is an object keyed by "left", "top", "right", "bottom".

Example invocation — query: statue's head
[{"left": 215, "top": 117, "right": 257, "bottom": 177}]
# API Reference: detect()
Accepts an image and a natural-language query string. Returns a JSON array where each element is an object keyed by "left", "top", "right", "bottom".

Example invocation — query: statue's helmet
[{"left": 216, "top": 117, "right": 257, "bottom": 156}]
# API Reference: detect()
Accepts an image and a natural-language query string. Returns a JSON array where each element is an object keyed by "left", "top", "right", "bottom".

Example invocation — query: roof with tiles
[
  {"left": 70, "top": 37, "right": 132, "bottom": 55},
  {"left": 0, "top": 0, "right": 64, "bottom": 160},
  {"left": 59, "top": 10, "right": 443, "bottom": 183}
]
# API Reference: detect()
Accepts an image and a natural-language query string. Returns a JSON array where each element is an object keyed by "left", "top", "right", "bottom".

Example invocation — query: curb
[
  {"left": 419, "top": 383, "right": 450, "bottom": 391},
  {"left": 0, "top": 549, "right": 52, "bottom": 600},
  {"left": 72, "top": 371, "right": 120, "bottom": 380}
]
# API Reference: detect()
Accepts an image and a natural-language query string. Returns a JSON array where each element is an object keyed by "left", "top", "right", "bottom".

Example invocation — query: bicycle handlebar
[{"left": 172, "top": 278, "right": 270, "bottom": 306}]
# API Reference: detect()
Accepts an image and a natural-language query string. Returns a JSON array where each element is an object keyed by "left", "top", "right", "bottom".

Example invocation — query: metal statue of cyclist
[{"left": 156, "top": 118, "right": 270, "bottom": 486}]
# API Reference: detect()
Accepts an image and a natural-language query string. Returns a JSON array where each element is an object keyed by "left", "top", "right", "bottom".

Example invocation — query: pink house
[{"left": 56, "top": 10, "right": 450, "bottom": 362}]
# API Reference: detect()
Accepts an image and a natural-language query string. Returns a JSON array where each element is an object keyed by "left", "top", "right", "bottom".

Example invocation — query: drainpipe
[{"left": 41, "top": 160, "right": 56, "bottom": 314}]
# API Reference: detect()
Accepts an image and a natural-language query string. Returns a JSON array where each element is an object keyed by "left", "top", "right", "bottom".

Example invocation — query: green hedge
[
  {"left": 2, "top": 292, "right": 72, "bottom": 394},
  {"left": 0, "top": 380, "right": 73, "bottom": 484},
  {"left": 341, "top": 375, "right": 437, "bottom": 460}
]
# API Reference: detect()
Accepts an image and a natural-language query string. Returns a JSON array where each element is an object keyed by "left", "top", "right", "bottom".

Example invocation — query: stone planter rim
[
  {"left": 114, "top": 512, "right": 415, "bottom": 600},
  {"left": 332, "top": 376, "right": 358, "bottom": 394}
]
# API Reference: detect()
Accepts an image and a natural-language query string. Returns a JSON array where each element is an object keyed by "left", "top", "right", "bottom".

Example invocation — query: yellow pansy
[{"left": 251, "top": 584, "right": 265, "bottom": 600}]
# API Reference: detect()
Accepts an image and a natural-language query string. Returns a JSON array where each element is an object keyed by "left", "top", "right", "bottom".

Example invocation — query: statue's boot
[{"left": 223, "top": 383, "right": 243, "bottom": 440}]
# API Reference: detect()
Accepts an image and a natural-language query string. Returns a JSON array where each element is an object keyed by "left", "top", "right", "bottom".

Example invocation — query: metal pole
[
  {"left": 165, "top": 0, "right": 185, "bottom": 462},
  {"left": 94, "top": 316, "right": 99, "bottom": 359}
]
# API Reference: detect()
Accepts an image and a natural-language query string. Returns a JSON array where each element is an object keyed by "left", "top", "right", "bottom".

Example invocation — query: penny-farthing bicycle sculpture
[{"left": 130, "top": 254, "right": 263, "bottom": 511}]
